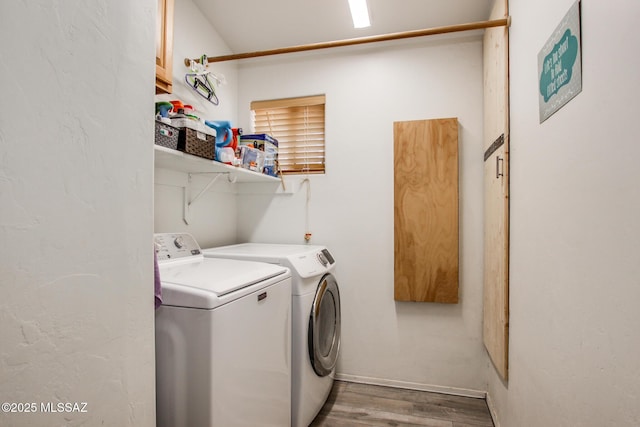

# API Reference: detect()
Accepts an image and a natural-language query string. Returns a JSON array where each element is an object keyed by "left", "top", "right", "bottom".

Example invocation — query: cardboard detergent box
[{"left": 240, "top": 134, "right": 278, "bottom": 176}]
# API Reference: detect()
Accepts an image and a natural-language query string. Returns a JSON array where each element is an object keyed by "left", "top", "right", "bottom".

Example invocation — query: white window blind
[{"left": 250, "top": 95, "right": 325, "bottom": 174}]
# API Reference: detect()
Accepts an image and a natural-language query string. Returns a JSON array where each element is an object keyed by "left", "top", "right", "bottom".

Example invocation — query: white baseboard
[
  {"left": 334, "top": 373, "right": 487, "bottom": 399},
  {"left": 485, "top": 391, "right": 500, "bottom": 427}
]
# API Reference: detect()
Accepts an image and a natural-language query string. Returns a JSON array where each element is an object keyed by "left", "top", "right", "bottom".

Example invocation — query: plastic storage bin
[
  {"left": 239, "top": 145, "right": 265, "bottom": 173},
  {"left": 240, "top": 134, "right": 278, "bottom": 176}
]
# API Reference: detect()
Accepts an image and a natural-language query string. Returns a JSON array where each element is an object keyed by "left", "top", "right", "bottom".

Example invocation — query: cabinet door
[
  {"left": 156, "top": 0, "right": 174, "bottom": 94},
  {"left": 483, "top": 0, "right": 510, "bottom": 380},
  {"left": 483, "top": 140, "right": 509, "bottom": 380}
]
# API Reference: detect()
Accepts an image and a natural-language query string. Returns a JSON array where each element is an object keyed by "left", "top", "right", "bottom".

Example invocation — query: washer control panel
[{"left": 154, "top": 233, "right": 202, "bottom": 261}]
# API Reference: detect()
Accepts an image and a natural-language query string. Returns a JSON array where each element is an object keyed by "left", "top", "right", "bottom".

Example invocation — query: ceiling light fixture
[{"left": 348, "top": 0, "right": 370, "bottom": 28}]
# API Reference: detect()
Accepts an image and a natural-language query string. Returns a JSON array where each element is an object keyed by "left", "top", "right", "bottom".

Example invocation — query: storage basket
[
  {"left": 154, "top": 120, "right": 180, "bottom": 150},
  {"left": 178, "top": 128, "right": 215, "bottom": 160}
]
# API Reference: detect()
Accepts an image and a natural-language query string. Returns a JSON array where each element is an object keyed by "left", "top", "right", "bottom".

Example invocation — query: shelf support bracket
[{"left": 182, "top": 172, "right": 236, "bottom": 225}]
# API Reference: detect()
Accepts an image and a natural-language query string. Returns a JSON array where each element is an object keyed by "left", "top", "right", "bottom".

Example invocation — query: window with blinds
[{"left": 250, "top": 95, "right": 325, "bottom": 174}]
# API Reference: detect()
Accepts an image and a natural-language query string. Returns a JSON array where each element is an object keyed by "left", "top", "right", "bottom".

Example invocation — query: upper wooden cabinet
[{"left": 156, "top": 0, "right": 174, "bottom": 94}]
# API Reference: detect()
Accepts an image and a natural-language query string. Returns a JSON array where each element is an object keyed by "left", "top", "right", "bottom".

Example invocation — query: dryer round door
[{"left": 308, "top": 273, "right": 341, "bottom": 377}]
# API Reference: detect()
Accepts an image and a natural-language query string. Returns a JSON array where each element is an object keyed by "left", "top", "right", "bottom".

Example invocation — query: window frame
[{"left": 250, "top": 95, "right": 326, "bottom": 175}]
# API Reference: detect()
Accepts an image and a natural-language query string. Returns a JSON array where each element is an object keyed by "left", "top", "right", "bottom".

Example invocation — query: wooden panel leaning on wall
[{"left": 394, "top": 118, "right": 459, "bottom": 304}]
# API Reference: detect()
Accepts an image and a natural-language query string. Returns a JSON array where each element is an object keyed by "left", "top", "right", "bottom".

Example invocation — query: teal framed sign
[{"left": 538, "top": 0, "right": 582, "bottom": 123}]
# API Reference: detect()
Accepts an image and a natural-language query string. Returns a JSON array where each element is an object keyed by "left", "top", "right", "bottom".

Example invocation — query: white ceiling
[{"left": 192, "top": 0, "right": 494, "bottom": 54}]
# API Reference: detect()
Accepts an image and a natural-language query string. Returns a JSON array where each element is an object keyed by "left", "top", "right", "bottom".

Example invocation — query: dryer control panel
[
  {"left": 154, "top": 233, "right": 202, "bottom": 261},
  {"left": 317, "top": 249, "right": 335, "bottom": 266},
  {"left": 288, "top": 248, "right": 336, "bottom": 278}
]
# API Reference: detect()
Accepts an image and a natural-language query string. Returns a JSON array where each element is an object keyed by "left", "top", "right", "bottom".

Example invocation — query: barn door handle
[{"left": 496, "top": 156, "right": 504, "bottom": 179}]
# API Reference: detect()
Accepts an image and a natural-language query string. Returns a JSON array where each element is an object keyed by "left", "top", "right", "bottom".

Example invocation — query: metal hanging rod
[{"left": 184, "top": 17, "right": 510, "bottom": 65}]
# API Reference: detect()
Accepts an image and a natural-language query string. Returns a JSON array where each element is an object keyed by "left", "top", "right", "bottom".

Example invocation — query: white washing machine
[
  {"left": 154, "top": 233, "right": 292, "bottom": 427},
  {"left": 202, "top": 243, "right": 341, "bottom": 427}
]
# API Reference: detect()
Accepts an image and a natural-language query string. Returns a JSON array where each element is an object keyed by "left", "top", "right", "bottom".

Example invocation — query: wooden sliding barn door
[
  {"left": 394, "top": 118, "right": 459, "bottom": 304},
  {"left": 483, "top": 0, "right": 510, "bottom": 380}
]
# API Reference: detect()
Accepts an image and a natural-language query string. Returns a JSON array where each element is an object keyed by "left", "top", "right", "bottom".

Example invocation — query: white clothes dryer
[
  {"left": 202, "top": 243, "right": 341, "bottom": 427},
  {"left": 154, "top": 234, "right": 292, "bottom": 427}
]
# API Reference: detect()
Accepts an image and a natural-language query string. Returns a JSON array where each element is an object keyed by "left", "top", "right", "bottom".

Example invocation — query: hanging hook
[
  {"left": 185, "top": 73, "right": 219, "bottom": 105},
  {"left": 185, "top": 54, "right": 220, "bottom": 105}
]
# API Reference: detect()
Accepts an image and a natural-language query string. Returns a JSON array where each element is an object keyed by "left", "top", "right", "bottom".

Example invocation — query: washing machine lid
[
  {"left": 204, "top": 243, "right": 324, "bottom": 258},
  {"left": 159, "top": 257, "right": 289, "bottom": 309},
  {"left": 202, "top": 243, "right": 335, "bottom": 278}
]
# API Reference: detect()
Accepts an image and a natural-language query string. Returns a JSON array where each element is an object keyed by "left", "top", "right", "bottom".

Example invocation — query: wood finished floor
[{"left": 310, "top": 381, "right": 494, "bottom": 427}]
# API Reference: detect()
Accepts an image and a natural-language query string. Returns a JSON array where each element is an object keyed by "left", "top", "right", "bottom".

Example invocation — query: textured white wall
[
  {"left": 0, "top": 1, "right": 156, "bottom": 427},
  {"left": 236, "top": 36, "right": 490, "bottom": 394},
  {"left": 488, "top": 0, "right": 640, "bottom": 425},
  {"left": 154, "top": 0, "right": 241, "bottom": 248}
]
